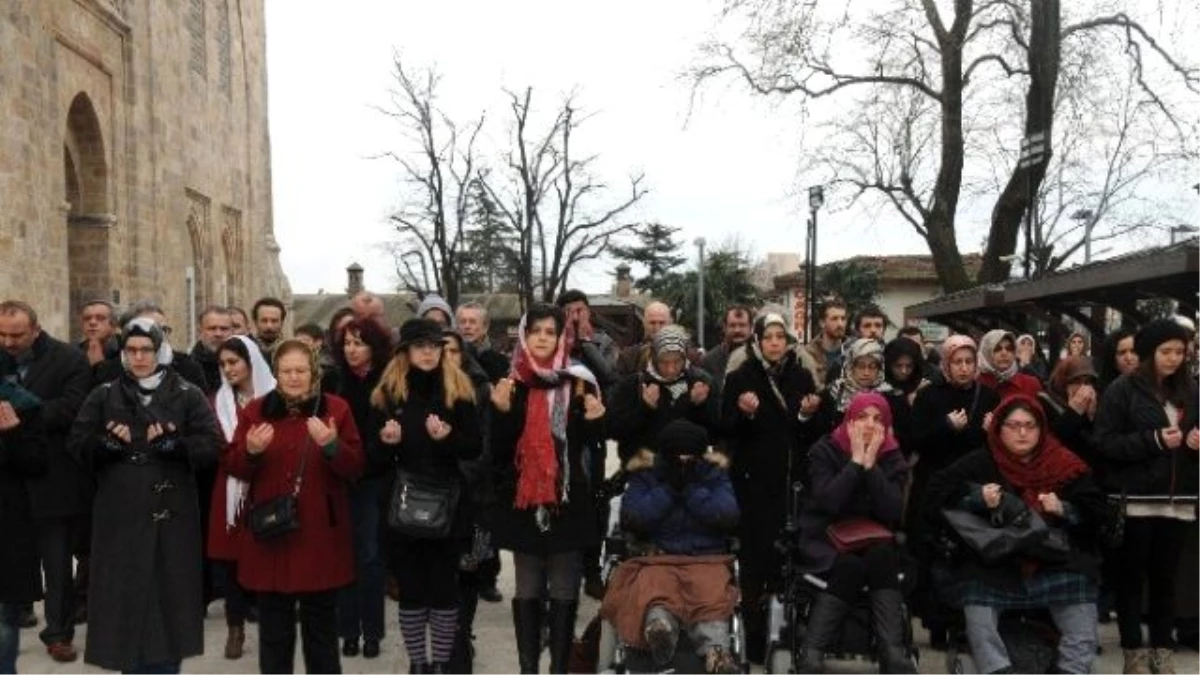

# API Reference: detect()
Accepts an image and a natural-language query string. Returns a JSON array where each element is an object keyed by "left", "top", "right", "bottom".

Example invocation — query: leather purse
[
  {"left": 941, "top": 506, "right": 1050, "bottom": 564},
  {"left": 826, "top": 517, "right": 895, "bottom": 554},
  {"left": 248, "top": 439, "right": 310, "bottom": 542},
  {"left": 387, "top": 468, "right": 461, "bottom": 539}
]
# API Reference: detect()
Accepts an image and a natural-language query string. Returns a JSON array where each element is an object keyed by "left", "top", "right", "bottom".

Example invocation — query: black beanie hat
[
  {"left": 397, "top": 318, "right": 447, "bottom": 350},
  {"left": 1134, "top": 319, "right": 1191, "bottom": 362},
  {"left": 656, "top": 419, "right": 710, "bottom": 459}
]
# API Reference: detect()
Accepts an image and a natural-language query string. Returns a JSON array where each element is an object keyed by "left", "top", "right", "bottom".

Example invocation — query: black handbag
[
  {"left": 248, "top": 439, "right": 310, "bottom": 542},
  {"left": 1100, "top": 492, "right": 1127, "bottom": 548},
  {"left": 387, "top": 468, "right": 461, "bottom": 539},
  {"left": 941, "top": 506, "right": 1051, "bottom": 564}
]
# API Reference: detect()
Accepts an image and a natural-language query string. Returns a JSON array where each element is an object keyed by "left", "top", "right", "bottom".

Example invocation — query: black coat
[
  {"left": 607, "top": 368, "right": 720, "bottom": 462},
  {"left": 488, "top": 379, "right": 603, "bottom": 555},
  {"left": 1093, "top": 373, "right": 1199, "bottom": 497},
  {"left": 323, "top": 365, "right": 387, "bottom": 479},
  {"left": 721, "top": 354, "right": 818, "bottom": 575},
  {"left": 93, "top": 350, "right": 209, "bottom": 392},
  {"left": 467, "top": 343, "right": 511, "bottom": 384},
  {"left": 366, "top": 371, "right": 482, "bottom": 557},
  {"left": 908, "top": 380, "right": 999, "bottom": 547},
  {"left": 1038, "top": 393, "right": 1100, "bottom": 469},
  {"left": 0, "top": 407, "right": 49, "bottom": 602},
  {"left": 924, "top": 448, "right": 1107, "bottom": 593},
  {"left": 797, "top": 436, "right": 908, "bottom": 574},
  {"left": 189, "top": 341, "right": 223, "bottom": 395},
  {"left": 68, "top": 370, "right": 221, "bottom": 671},
  {"left": 0, "top": 331, "right": 93, "bottom": 518}
]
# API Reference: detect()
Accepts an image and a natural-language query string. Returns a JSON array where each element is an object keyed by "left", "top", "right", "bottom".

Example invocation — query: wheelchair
[
  {"left": 763, "top": 482, "right": 919, "bottom": 673},
  {"left": 595, "top": 489, "right": 750, "bottom": 674}
]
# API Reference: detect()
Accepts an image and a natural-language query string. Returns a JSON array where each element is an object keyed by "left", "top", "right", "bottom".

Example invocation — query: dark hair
[
  {"left": 1134, "top": 343, "right": 1192, "bottom": 408},
  {"left": 252, "top": 297, "right": 287, "bottom": 322},
  {"left": 555, "top": 289, "right": 589, "bottom": 308},
  {"left": 818, "top": 298, "right": 847, "bottom": 321},
  {"left": 327, "top": 307, "right": 356, "bottom": 338},
  {"left": 0, "top": 300, "right": 39, "bottom": 326},
  {"left": 524, "top": 303, "right": 565, "bottom": 335},
  {"left": 722, "top": 305, "right": 752, "bottom": 325},
  {"left": 898, "top": 325, "right": 924, "bottom": 339},
  {"left": 228, "top": 306, "right": 249, "bottom": 324},
  {"left": 333, "top": 317, "right": 394, "bottom": 374},
  {"left": 81, "top": 300, "right": 116, "bottom": 323},
  {"left": 295, "top": 323, "right": 324, "bottom": 341},
  {"left": 855, "top": 304, "right": 889, "bottom": 331},
  {"left": 216, "top": 336, "right": 253, "bottom": 371},
  {"left": 996, "top": 399, "right": 1043, "bottom": 429},
  {"left": 1097, "top": 327, "right": 1136, "bottom": 390}
]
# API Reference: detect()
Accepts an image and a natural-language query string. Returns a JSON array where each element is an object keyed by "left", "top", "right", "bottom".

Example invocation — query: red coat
[
  {"left": 227, "top": 391, "right": 364, "bottom": 593},
  {"left": 978, "top": 371, "right": 1043, "bottom": 401},
  {"left": 207, "top": 441, "right": 243, "bottom": 561}
]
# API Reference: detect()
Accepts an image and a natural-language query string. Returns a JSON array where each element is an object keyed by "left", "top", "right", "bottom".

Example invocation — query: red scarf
[
  {"left": 987, "top": 394, "right": 1089, "bottom": 512},
  {"left": 509, "top": 323, "right": 571, "bottom": 510}
]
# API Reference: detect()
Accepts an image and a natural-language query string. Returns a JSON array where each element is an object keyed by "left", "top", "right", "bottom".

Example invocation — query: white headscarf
[{"left": 215, "top": 335, "right": 275, "bottom": 529}]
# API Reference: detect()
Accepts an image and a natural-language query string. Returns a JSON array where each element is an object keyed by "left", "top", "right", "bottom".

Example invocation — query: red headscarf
[
  {"left": 831, "top": 391, "right": 901, "bottom": 456},
  {"left": 987, "top": 394, "right": 1089, "bottom": 512}
]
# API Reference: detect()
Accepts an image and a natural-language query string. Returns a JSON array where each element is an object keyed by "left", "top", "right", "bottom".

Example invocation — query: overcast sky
[{"left": 263, "top": 1, "right": 1197, "bottom": 295}]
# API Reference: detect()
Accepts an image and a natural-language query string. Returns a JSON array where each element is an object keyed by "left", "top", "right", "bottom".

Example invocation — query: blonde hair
[{"left": 371, "top": 349, "right": 476, "bottom": 411}]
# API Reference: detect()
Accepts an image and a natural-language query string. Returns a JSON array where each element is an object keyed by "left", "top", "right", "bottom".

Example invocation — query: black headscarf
[{"left": 884, "top": 337, "right": 925, "bottom": 394}]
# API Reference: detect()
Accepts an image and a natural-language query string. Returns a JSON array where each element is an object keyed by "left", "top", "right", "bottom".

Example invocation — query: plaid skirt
[{"left": 959, "top": 570, "right": 1098, "bottom": 609}]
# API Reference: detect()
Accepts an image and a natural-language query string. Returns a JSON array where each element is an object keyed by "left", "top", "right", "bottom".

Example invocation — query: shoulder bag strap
[{"left": 292, "top": 438, "right": 312, "bottom": 497}]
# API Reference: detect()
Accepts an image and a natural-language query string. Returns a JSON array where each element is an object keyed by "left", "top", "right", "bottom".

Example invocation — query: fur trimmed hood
[{"left": 624, "top": 447, "right": 730, "bottom": 472}]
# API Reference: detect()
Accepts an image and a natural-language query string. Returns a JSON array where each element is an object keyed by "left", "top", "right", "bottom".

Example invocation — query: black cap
[
  {"left": 397, "top": 318, "right": 448, "bottom": 350},
  {"left": 656, "top": 419, "right": 709, "bottom": 459},
  {"left": 1135, "top": 319, "right": 1191, "bottom": 362}
]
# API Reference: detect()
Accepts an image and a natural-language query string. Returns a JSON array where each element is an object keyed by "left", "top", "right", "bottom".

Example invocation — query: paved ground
[{"left": 14, "top": 581, "right": 1199, "bottom": 673}]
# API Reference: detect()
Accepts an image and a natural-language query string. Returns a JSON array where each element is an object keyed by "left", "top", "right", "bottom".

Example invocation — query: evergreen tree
[
  {"left": 460, "top": 182, "right": 521, "bottom": 293},
  {"left": 610, "top": 222, "right": 688, "bottom": 292}
]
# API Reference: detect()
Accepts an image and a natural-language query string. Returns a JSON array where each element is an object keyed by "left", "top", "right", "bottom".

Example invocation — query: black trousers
[
  {"left": 1116, "top": 517, "right": 1190, "bottom": 649},
  {"left": 37, "top": 515, "right": 87, "bottom": 645},
  {"left": 258, "top": 590, "right": 340, "bottom": 674}
]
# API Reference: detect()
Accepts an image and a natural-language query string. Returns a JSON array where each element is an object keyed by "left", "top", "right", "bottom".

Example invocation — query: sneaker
[
  {"left": 478, "top": 585, "right": 503, "bottom": 603},
  {"left": 1150, "top": 648, "right": 1176, "bottom": 674},
  {"left": 1123, "top": 648, "right": 1152, "bottom": 674},
  {"left": 47, "top": 642, "right": 78, "bottom": 663},
  {"left": 644, "top": 617, "right": 677, "bottom": 666}
]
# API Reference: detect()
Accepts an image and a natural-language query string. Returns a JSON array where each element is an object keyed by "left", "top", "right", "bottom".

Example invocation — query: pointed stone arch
[
  {"left": 221, "top": 207, "right": 244, "bottom": 306},
  {"left": 64, "top": 91, "right": 112, "bottom": 340},
  {"left": 185, "top": 190, "right": 213, "bottom": 317}
]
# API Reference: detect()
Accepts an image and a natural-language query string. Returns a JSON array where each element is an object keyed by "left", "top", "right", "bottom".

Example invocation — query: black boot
[
  {"left": 870, "top": 589, "right": 916, "bottom": 674},
  {"left": 547, "top": 600, "right": 578, "bottom": 674},
  {"left": 798, "top": 592, "right": 852, "bottom": 673},
  {"left": 512, "top": 598, "right": 543, "bottom": 674}
]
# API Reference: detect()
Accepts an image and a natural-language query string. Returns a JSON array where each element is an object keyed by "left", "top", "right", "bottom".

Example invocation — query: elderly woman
[
  {"left": 927, "top": 394, "right": 1106, "bottom": 675},
  {"left": 796, "top": 392, "right": 915, "bottom": 673},
  {"left": 69, "top": 318, "right": 222, "bottom": 673},
  {"left": 489, "top": 304, "right": 606, "bottom": 674},
  {"left": 609, "top": 324, "right": 719, "bottom": 463},
  {"left": 977, "top": 330, "right": 1043, "bottom": 399},
  {"left": 228, "top": 339, "right": 364, "bottom": 674},
  {"left": 207, "top": 336, "right": 275, "bottom": 660}
]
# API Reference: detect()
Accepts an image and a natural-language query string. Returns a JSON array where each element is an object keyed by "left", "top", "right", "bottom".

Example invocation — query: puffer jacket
[{"left": 620, "top": 449, "right": 739, "bottom": 555}]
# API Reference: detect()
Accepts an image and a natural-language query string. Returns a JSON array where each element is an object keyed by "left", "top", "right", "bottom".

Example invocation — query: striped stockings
[{"left": 398, "top": 606, "right": 460, "bottom": 666}]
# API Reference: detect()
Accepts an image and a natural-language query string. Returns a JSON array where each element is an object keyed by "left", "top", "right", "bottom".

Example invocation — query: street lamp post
[
  {"left": 1019, "top": 132, "right": 1049, "bottom": 278},
  {"left": 1171, "top": 225, "right": 1199, "bottom": 244},
  {"left": 1072, "top": 209, "right": 1096, "bottom": 263},
  {"left": 694, "top": 237, "right": 706, "bottom": 349},
  {"left": 806, "top": 186, "right": 824, "bottom": 342}
]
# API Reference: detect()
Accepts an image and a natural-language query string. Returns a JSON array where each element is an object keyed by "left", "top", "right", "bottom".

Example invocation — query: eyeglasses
[
  {"left": 1001, "top": 420, "right": 1039, "bottom": 433},
  {"left": 124, "top": 346, "right": 157, "bottom": 357}
]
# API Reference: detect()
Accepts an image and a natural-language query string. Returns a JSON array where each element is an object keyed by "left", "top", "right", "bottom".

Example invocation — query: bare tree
[
  {"left": 694, "top": 0, "right": 1198, "bottom": 291},
  {"left": 376, "top": 52, "right": 484, "bottom": 306},
  {"left": 476, "top": 88, "right": 649, "bottom": 309}
]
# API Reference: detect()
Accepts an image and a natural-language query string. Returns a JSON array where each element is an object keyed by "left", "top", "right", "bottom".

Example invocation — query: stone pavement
[{"left": 13, "top": 574, "right": 1199, "bottom": 673}]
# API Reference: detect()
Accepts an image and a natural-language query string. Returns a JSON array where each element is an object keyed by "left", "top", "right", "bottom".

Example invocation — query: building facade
[{"left": 0, "top": 0, "right": 289, "bottom": 340}]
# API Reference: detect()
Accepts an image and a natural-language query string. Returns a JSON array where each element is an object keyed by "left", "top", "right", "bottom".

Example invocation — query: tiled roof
[{"left": 773, "top": 253, "right": 984, "bottom": 287}]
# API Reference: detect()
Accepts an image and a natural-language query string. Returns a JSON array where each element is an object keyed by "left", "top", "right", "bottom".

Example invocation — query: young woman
[
  {"left": 489, "top": 304, "right": 605, "bottom": 674},
  {"left": 1094, "top": 319, "right": 1199, "bottom": 674},
  {"left": 926, "top": 395, "right": 1106, "bottom": 675},
  {"left": 369, "top": 318, "right": 481, "bottom": 674},
  {"left": 1037, "top": 357, "right": 1099, "bottom": 467},
  {"left": 207, "top": 336, "right": 275, "bottom": 660},
  {"left": 908, "top": 335, "right": 999, "bottom": 648},
  {"left": 1096, "top": 327, "right": 1139, "bottom": 392},
  {"left": 1066, "top": 332, "right": 1090, "bottom": 358},
  {"left": 1015, "top": 333, "right": 1049, "bottom": 382},
  {"left": 720, "top": 313, "right": 819, "bottom": 662},
  {"left": 796, "top": 392, "right": 915, "bottom": 674},
  {"left": 977, "top": 330, "right": 1043, "bottom": 399},
  {"left": 884, "top": 336, "right": 929, "bottom": 453},
  {"left": 228, "top": 339, "right": 364, "bottom": 674},
  {"left": 323, "top": 318, "right": 393, "bottom": 660},
  {"left": 68, "top": 318, "right": 222, "bottom": 673}
]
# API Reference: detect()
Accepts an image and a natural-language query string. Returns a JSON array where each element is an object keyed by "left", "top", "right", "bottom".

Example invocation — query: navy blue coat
[{"left": 620, "top": 449, "right": 739, "bottom": 555}]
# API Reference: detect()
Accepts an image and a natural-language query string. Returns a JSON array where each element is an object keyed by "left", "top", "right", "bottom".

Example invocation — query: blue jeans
[
  {"left": 0, "top": 603, "right": 21, "bottom": 674},
  {"left": 338, "top": 477, "right": 386, "bottom": 641},
  {"left": 122, "top": 661, "right": 181, "bottom": 674}
]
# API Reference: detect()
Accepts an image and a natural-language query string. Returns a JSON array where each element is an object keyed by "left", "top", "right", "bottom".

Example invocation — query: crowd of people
[{"left": 0, "top": 289, "right": 1196, "bottom": 675}]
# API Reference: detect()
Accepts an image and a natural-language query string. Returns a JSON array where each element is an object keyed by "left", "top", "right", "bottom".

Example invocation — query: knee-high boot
[
  {"left": 547, "top": 600, "right": 578, "bottom": 674},
  {"left": 799, "top": 592, "right": 852, "bottom": 673},
  {"left": 512, "top": 599, "right": 543, "bottom": 674},
  {"left": 870, "top": 589, "right": 917, "bottom": 674}
]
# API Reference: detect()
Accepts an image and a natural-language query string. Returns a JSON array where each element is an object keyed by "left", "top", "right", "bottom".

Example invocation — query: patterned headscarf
[
  {"left": 978, "top": 329, "right": 1019, "bottom": 383},
  {"left": 646, "top": 325, "right": 690, "bottom": 400},
  {"left": 828, "top": 338, "right": 892, "bottom": 413}
]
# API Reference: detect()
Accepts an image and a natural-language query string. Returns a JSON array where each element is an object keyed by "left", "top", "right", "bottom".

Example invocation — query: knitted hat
[
  {"left": 656, "top": 419, "right": 709, "bottom": 458},
  {"left": 397, "top": 318, "right": 448, "bottom": 350},
  {"left": 416, "top": 294, "right": 455, "bottom": 328},
  {"left": 1135, "top": 319, "right": 1191, "bottom": 362},
  {"left": 653, "top": 325, "right": 690, "bottom": 358}
]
